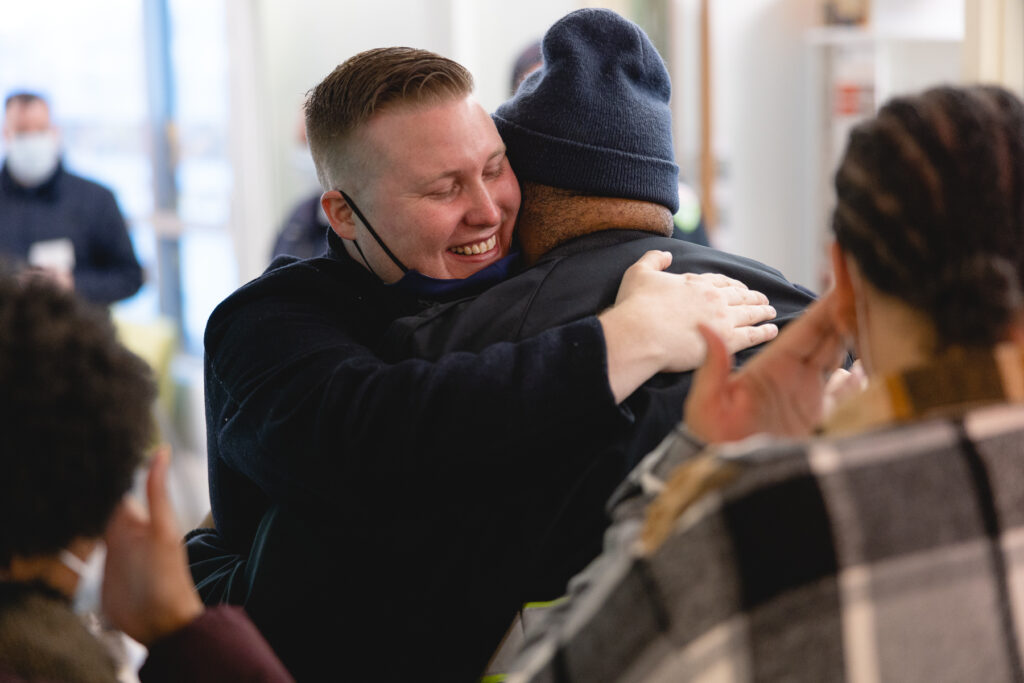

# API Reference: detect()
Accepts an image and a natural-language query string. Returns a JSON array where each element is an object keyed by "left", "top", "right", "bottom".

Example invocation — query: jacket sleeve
[
  {"left": 139, "top": 606, "right": 294, "bottom": 682},
  {"left": 73, "top": 185, "right": 143, "bottom": 304},
  {"left": 205, "top": 282, "right": 632, "bottom": 517}
]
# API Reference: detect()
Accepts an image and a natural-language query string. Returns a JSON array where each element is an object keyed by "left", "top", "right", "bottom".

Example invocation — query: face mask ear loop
[
  {"left": 59, "top": 549, "right": 89, "bottom": 576},
  {"left": 339, "top": 189, "right": 409, "bottom": 274},
  {"left": 350, "top": 238, "right": 381, "bottom": 280}
]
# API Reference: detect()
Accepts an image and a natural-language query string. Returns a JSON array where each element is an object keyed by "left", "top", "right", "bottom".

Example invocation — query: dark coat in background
[{"left": 0, "top": 163, "right": 142, "bottom": 304}]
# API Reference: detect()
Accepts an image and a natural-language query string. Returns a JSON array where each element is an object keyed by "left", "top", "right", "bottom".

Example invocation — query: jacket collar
[
  {"left": 536, "top": 228, "right": 664, "bottom": 264},
  {"left": 0, "top": 160, "right": 63, "bottom": 199}
]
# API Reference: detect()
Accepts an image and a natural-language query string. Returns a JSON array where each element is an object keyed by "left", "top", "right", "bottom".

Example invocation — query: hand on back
[{"left": 612, "top": 250, "right": 778, "bottom": 372}]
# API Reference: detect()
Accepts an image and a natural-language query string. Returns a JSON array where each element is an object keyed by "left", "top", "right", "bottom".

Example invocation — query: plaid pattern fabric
[{"left": 506, "top": 346, "right": 1024, "bottom": 683}]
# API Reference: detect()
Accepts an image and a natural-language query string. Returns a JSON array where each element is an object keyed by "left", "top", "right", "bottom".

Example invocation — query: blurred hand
[
  {"left": 684, "top": 291, "right": 847, "bottom": 442},
  {"left": 102, "top": 447, "right": 203, "bottom": 646}
]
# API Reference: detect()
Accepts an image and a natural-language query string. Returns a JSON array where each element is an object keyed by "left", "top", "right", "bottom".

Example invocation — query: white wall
[
  {"left": 707, "top": 0, "right": 820, "bottom": 287},
  {"left": 698, "top": 0, "right": 965, "bottom": 290}
]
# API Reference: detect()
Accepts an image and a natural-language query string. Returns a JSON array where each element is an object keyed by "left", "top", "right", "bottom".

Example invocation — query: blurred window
[{"left": 0, "top": 0, "right": 235, "bottom": 354}]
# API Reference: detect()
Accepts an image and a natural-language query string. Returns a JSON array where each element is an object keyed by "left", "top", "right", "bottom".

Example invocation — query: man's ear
[
  {"left": 830, "top": 241, "right": 858, "bottom": 337},
  {"left": 321, "top": 190, "right": 356, "bottom": 240}
]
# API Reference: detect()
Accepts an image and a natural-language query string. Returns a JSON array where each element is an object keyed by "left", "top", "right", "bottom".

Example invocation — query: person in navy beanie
[{"left": 385, "top": 11, "right": 818, "bottom": 670}]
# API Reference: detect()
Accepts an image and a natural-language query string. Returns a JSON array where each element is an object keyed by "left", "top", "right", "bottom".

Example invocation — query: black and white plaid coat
[{"left": 507, "top": 345, "right": 1024, "bottom": 682}]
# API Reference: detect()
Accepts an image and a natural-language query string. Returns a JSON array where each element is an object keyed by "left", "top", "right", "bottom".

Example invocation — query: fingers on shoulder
[
  {"left": 692, "top": 272, "right": 746, "bottom": 289},
  {"left": 685, "top": 274, "right": 769, "bottom": 307},
  {"left": 631, "top": 250, "right": 673, "bottom": 272},
  {"left": 733, "top": 304, "right": 776, "bottom": 327},
  {"left": 725, "top": 322, "right": 779, "bottom": 352}
]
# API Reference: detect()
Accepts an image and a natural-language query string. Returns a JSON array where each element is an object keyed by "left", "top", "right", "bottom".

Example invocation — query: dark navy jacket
[
  {"left": 384, "top": 229, "right": 816, "bottom": 598},
  {"left": 0, "top": 162, "right": 142, "bottom": 304},
  {"left": 199, "top": 231, "right": 632, "bottom": 681}
]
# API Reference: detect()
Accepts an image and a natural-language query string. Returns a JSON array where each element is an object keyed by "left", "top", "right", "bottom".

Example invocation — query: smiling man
[{"left": 195, "top": 47, "right": 777, "bottom": 681}]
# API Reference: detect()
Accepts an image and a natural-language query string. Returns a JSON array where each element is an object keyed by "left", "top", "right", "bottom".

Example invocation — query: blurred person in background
[
  {"left": 0, "top": 92, "right": 142, "bottom": 304},
  {"left": 0, "top": 276, "right": 291, "bottom": 682},
  {"left": 510, "top": 39, "right": 543, "bottom": 95}
]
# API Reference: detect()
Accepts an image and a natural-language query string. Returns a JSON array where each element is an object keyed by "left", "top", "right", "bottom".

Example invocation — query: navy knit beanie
[{"left": 493, "top": 8, "right": 679, "bottom": 213}]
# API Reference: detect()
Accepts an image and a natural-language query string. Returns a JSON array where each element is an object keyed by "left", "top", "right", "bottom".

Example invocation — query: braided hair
[{"left": 833, "top": 85, "right": 1024, "bottom": 347}]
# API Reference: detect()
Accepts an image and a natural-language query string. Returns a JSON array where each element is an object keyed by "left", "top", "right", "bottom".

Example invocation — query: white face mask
[
  {"left": 59, "top": 543, "right": 106, "bottom": 615},
  {"left": 5, "top": 131, "right": 60, "bottom": 187}
]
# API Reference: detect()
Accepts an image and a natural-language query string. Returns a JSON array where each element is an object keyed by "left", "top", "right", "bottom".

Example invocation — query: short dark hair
[
  {"left": 0, "top": 276, "right": 156, "bottom": 564},
  {"left": 304, "top": 47, "right": 473, "bottom": 190},
  {"left": 833, "top": 85, "right": 1024, "bottom": 347},
  {"left": 4, "top": 91, "right": 47, "bottom": 112}
]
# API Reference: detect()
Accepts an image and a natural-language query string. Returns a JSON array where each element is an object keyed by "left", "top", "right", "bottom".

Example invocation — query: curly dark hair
[
  {"left": 0, "top": 276, "right": 156, "bottom": 564},
  {"left": 833, "top": 85, "right": 1024, "bottom": 347}
]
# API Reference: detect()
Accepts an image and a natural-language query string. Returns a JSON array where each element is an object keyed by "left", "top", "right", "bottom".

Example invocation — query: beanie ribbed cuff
[{"left": 494, "top": 115, "right": 680, "bottom": 214}]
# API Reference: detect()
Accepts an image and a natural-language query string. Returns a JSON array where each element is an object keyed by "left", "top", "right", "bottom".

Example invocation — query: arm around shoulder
[{"left": 600, "top": 251, "right": 778, "bottom": 403}]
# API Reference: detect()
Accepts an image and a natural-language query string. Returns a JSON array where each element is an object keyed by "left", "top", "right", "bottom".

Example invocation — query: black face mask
[{"left": 339, "top": 189, "right": 519, "bottom": 301}]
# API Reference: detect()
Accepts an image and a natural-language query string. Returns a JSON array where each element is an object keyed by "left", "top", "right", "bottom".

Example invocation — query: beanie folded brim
[{"left": 494, "top": 115, "right": 680, "bottom": 214}]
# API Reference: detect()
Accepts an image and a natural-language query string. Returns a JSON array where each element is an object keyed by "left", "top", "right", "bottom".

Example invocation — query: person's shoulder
[
  {"left": 663, "top": 239, "right": 792, "bottom": 279},
  {"left": 206, "top": 252, "right": 367, "bottom": 334},
  {"left": 0, "top": 582, "right": 116, "bottom": 681},
  {"left": 215, "top": 254, "right": 349, "bottom": 312},
  {"left": 57, "top": 167, "right": 117, "bottom": 200},
  {"left": 531, "top": 230, "right": 662, "bottom": 276},
  {"left": 545, "top": 230, "right": 716, "bottom": 273}
]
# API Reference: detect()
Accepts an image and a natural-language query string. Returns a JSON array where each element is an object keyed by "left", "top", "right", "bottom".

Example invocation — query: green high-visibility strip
[
  {"left": 480, "top": 599, "right": 568, "bottom": 682},
  {"left": 523, "top": 596, "right": 568, "bottom": 610}
]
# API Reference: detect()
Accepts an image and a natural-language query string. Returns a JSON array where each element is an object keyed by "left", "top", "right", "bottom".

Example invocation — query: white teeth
[{"left": 450, "top": 235, "right": 497, "bottom": 255}]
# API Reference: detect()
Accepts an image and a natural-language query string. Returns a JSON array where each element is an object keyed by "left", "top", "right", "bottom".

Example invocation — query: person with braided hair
[{"left": 504, "top": 84, "right": 1024, "bottom": 683}]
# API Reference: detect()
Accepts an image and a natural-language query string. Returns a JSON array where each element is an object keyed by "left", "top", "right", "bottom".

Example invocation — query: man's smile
[{"left": 448, "top": 234, "right": 498, "bottom": 256}]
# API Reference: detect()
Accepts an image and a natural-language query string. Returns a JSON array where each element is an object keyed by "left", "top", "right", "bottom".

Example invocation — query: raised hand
[{"left": 102, "top": 447, "right": 204, "bottom": 646}]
